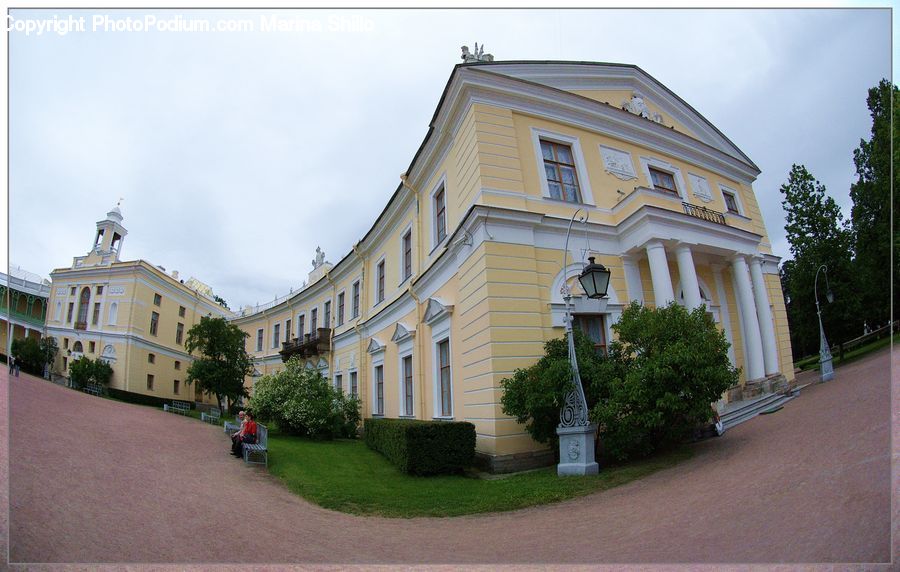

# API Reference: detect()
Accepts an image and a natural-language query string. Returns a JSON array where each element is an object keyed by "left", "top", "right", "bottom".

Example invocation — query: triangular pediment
[
  {"left": 424, "top": 298, "right": 454, "bottom": 325},
  {"left": 367, "top": 338, "right": 385, "bottom": 354},
  {"left": 391, "top": 323, "right": 415, "bottom": 343}
]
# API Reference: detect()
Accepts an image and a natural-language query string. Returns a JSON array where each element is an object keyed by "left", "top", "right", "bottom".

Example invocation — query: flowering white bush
[{"left": 250, "top": 357, "right": 360, "bottom": 438}]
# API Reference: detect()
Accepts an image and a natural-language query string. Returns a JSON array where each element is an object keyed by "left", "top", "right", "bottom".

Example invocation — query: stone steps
[{"left": 721, "top": 391, "right": 796, "bottom": 431}]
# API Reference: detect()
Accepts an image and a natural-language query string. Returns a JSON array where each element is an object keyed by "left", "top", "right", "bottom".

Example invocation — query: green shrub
[
  {"left": 499, "top": 330, "right": 606, "bottom": 451},
  {"left": 364, "top": 417, "right": 475, "bottom": 475},
  {"left": 591, "top": 301, "right": 739, "bottom": 461},
  {"left": 11, "top": 336, "right": 57, "bottom": 376},
  {"left": 249, "top": 357, "right": 360, "bottom": 439},
  {"left": 67, "top": 357, "right": 113, "bottom": 390}
]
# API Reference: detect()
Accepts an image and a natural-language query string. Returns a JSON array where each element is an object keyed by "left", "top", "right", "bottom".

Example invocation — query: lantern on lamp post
[{"left": 557, "top": 212, "right": 610, "bottom": 476}]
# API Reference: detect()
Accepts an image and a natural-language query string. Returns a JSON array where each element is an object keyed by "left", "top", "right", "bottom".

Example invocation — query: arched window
[
  {"left": 55, "top": 301, "right": 62, "bottom": 321},
  {"left": 72, "top": 341, "right": 84, "bottom": 354},
  {"left": 76, "top": 287, "right": 91, "bottom": 327},
  {"left": 108, "top": 302, "right": 118, "bottom": 325}
]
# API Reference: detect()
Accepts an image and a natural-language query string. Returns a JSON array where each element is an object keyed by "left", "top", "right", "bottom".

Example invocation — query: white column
[
  {"left": 749, "top": 256, "right": 779, "bottom": 375},
  {"left": 731, "top": 255, "right": 765, "bottom": 381},
  {"left": 622, "top": 255, "right": 644, "bottom": 305},
  {"left": 645, "top": 241, "right": 675, "bottom": 307},
  {"left": 710, "top": 264, "right": 737, "bottom": 368},
  {"left": 674, "top": 244, "right": 702, "bottom": 310}
]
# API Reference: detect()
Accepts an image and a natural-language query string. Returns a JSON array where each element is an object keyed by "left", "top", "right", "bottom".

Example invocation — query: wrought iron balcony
[
  {"left": 279, "top": 328, "right": 331, "bottom": 362},
  {"left": 682, "top": 202, "right": 727, "bottom": 225}
]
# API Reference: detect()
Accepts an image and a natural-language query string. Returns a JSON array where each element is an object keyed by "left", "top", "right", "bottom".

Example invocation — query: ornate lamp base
[{"left": 557, "top": 424, "right": 599, "bottom": 476}]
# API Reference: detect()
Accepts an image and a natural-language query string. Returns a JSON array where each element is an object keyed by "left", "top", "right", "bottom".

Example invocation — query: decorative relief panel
[
  {"left": 108, "top": 286, "right": 125, "bottom": 296},
  {"left": 688, "top": 173, "right": 713, "bottom": 203},
  {"left": 599, "top": 145, "right": 637, "bottom": 181},
  {"left": 55, "top": 288, "right": 67, "bottom": 296}
]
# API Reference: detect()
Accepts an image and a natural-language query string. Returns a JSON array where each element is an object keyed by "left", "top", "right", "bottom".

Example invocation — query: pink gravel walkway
[{"left": 5, "top": 347, "right": 894, "bottom": 566}]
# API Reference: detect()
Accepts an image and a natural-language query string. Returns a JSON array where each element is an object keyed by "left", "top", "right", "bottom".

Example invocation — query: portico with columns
[{"left": 616, "top": 206, "right": 790, "bottom": 399}]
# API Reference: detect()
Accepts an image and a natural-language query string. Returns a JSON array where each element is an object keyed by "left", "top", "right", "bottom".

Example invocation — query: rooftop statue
[
  {"left": 312, "top": 246, "right": 325, "bottom": 269},
  {"left": 461, "top": 43, "right": 494, "bottom": 63}
]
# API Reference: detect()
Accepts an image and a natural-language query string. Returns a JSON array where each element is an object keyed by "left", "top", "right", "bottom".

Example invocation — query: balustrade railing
[{"left": 682, "top": 202, "right": 727, "bottom": 225}]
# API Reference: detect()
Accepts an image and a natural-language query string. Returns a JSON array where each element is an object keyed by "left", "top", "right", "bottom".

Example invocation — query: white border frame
[
  {"left": 429, "top": 173, "right": 449, "bottom": 252},
  {"left": 296, "top": 312, "right": 305, "bottom": 338},
  {"left": 399, "top": 223, "right": 414, "bottom": 286},
  {"left": 718, "top": 183, "right": 746, "bottom": 216},
  {"left": 335, "top": 291, "right": 346, "bottom": 327},
  {"left": 373, "top": 255, "right": 386, "bottom": 307},
  {"left": 430, "top": 312, "right": 453, "bottom": 419},
  {"left": 371, "top": 358, "right": 385, "bottom": 417},
  {"left": 530, "top": 127, "right": 596, "bottom": 206}
]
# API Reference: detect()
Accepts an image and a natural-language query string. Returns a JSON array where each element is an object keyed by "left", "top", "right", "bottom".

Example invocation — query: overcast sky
[{"left": 7, "top": 8, "right": 892, "bottom": 310}]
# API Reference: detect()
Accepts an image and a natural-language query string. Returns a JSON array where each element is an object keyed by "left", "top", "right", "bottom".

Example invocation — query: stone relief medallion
[
  {"left": 600, "top": 146, "right": 637, "bottom": 181},
  {"left": 568, "top": 439, "right": 581, "bottom": 461},
  {"left": 688, "top": 173, "right": 713, "bottom": 203}
]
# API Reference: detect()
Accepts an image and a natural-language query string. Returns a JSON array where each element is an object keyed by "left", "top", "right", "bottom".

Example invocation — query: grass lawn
[
  {"left": 795, "top": 335, "right": 896, "bottom": 371},
  {"left": 266, "top": 433, "right": 692, "bottom": 518}
]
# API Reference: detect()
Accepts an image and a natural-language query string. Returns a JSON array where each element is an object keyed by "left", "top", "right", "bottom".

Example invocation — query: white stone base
[
  {"left": 557, "top": 424, "right": 599, "bottom": 476},
  {"left": 820, "top": 356, "right": 834, "bottom": 382}
]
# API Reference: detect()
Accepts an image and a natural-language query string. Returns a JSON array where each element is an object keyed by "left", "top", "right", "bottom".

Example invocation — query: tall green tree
[
  {"left": 849, "top": 79, "right": 898, "bottom": 328},
  {"left": 184, "top": 316, "right": 253, "bottom": 411},
  {"left": 780, "top": 164, "right": 861, "bottom": 359}
]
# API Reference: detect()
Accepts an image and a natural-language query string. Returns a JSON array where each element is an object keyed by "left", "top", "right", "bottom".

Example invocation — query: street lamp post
[
  {"left": 557, "top": 210, "right": 611, "bottom": 476},
  {"left": 814, "top": 264, "right": 835, "bottom": 382}
]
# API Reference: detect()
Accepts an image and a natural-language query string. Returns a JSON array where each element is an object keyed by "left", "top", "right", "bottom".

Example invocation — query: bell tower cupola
[{"left": 92, "top": 202, "right": 128, "bottom": 261}]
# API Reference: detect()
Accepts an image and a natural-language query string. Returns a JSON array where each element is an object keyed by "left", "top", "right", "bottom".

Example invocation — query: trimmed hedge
[
  {"left": 106, "top": 387, "right": 193, "bottom": 409},
  {"left": 364, "top": 417, "right": 476, "bottom": 476}
]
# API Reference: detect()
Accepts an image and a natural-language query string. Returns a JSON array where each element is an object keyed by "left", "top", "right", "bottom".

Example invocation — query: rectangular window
[
  {"left": 540, "top": 139, "right": 582, "bottom": 202},
  {"left": 176, "top": 322, "right": 184, "bottom": 345},
  {"left": 376, "top": 261, "right": 385, "bottom": 304},
  {"left": 298, "top": 315, "right": 305, "bottom": 338},
  {"left": 310, "top": 308, "right": 318, "bottom": 333},
  {"left": 435, "top": 187, "right": 447, "bottom": 244},
  {"left": 67, "top": 303, "right": 74, "bottom": 323},
  {"left": 324, "top": 301, "right": 331, "bottom": 327},
  {"left": 438, "top": 339, "right": 452, "bottom": 417},
  {"left": 70, "top": 287, "right": 76, "bottom": 296},
  {"left": 63, "top": 356, "right": 68, "bottom": 370},
  {"left": 335, "top": 374, "right": 343, "bottom": 394},
  {"left": 150, "top": 312, "right": 159, "bottom": 336},
  {"left": 89, "top": 341, "right": 96, "bottom": 353},
  {"left": 174, "top": 360, "right": 181, "bottom": 371},
  {"left": 649, "top": 167, "right": 678, "bottom": 195},
  {"left": 352, "top": 281, "right": 360, "bottom": 318},
  {"left": 96, "top": 285, "right": 104, "bottom": 295},
  {"left": 285, "top": 319, "right": 292, "bottom": 341},
  {"left": 403, "top": 355, "right": 413, "bottom": 416},
  {"left": 375, "top": 365, "right": 384, "bottom": 415},
  {"left": 723, "top": 190, "right": 740, "bottom": 214},
  {"left": 350, "top": 371, "right": 358, "bottom": 398},
  {"left": 153, "top": 293, "right": 162, "bottom": 306},
  {"left": 92, "top": 302, "right": 100, "bottom": 325},
  {"left": 64, "top": 337, "right": 69, "bottom": 349},
  {"left": 147, "top": 374, "right": 154, "bottom": 391},
  {"left": 178, "top": 305, "right": 186, "bottom": 318},
  {"left": 273, "top": 324, "right": 281, "bottom": 348},
  {"left": 574, "top": 314, "right": 607, "bottom": 355},
  {"left": 402, "top": 230, "right": 412, "bottom": 281},
  {"left": 337, "top": 293, "right": 345, "bottom": 326},
  {"left": 256, "top": 329, "right": 263, "bottom": 352},
  {"left": 148, "top": 353, "right": 155, "bottom": 364},
  {"left": 174, "top": 380, "right": 180, "bottom": 394}
]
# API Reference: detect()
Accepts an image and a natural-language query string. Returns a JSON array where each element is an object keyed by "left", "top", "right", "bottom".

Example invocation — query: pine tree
[
  {"left": 849, "top": 79, "right": 898, "bottom": 329},
  {"left": 780, "top": 164, "right": 861, "bottom": 359}
]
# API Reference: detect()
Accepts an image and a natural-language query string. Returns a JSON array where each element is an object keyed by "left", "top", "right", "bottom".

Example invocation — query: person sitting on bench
[{"left": 231, "top": 411, "right": 257, "bottom": 457}]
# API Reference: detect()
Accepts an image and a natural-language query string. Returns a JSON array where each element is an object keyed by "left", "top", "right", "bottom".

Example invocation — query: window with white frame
[
  {"left": 351, "top": 281, "right": 360, "bottom": 318},
  {"left": 256, "top": 328, "right": 264, "bottom": 352},
  {"left": 375, "top": 260, "right": 385, "bottom": 304},
  {"left": 286, "top": 319, "right": 292, "bottom": 341},
  {"left": 324, "top": 301, "right": 331, "bottom": 327},
  {"left": 437, "top": 339, "right": 452, "bottom": 417},
  {"left": 639, "top": 156, "right": 686, "bottom": 199},
  {"left": 337, "top": 292, "right": 345, "bottom": 326},
  {"left": 373, "top": 364, "right": 384, "bottom": 416},
  {"left": 402, "top": 229, "right": 412, "bottom": 282},
  {"left": 310, "top": 308, "right": 318, "bottom": 333},
  {"left": 434, "top": 186, "right": 447, "bottom": 246},
  {"left": 719, "top": 184, "right": 745, "bottom": 215},
  {"left": 531, "top": 128, "right": 594, "bottom": 205},
  {"left": 648, "top": 167, "right": 678, "bottom": 195},
  {"left": 402, "top": 355, "right": 413, "bottom": 416},
  {"left": 334, "top": 373, "right": 343, "bottom": 394},
  {"left": 297, "top": 314, "right": 305, "bottom": 338},
  {"left": 350, "top": 370, "right": 358, "bottom": 398},
  {"left": 273, "top": 323, "right": 280, "bottom": 348}
]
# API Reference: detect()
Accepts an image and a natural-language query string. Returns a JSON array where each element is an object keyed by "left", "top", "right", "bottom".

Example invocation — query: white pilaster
[
  {"left": 749, "top": 256, "right": 779, "bottom": 375},
  {"left": 645, "top": 241, "right": 674, "bottom": 307},
  {"left": 621, "top": 255, "right": 644, "bottom": 305},
  {"left": 711, "top": 264, "right": 736, "bottom": 368},
  {"left": 731, "top": 255, "right": 765, "bottom": 381},
  {"left": 674, "top": 244, "right": 702, "bottom": 310}
]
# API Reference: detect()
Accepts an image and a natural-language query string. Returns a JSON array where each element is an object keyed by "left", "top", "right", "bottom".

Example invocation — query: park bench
[
  {"left": 82, "top": 383, "right": 103, "bottom": 396},
  {"left": 242, "top": 423, "right": 268, "bottom": 467},
  {"left": 224, "top": 415, "right": 241, "bottom": 434},
  {"left": 201, "top": 408, "right": 221, "bottom": 424},
  {"left": 163, "top": 400, "right": 191, "bottom": 415}
]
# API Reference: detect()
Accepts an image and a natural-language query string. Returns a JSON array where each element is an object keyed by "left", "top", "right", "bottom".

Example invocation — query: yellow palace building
[
  {"left": 46, "top": 205, "right": 232, "bottom": 403},
  {"left": 232, "top": 55, "right": 794, "bottom": 472}
]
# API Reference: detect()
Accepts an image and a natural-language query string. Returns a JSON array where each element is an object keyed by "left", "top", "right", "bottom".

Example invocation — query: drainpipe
[
  {"left": 400, "top": 173, "right": 428, "bottom": 419},
  {"left": 351, "top": 243, "right": 368, "bottom": 409},
  {"left": 324, "top": 266, "right": 337, "bottom": 373}
]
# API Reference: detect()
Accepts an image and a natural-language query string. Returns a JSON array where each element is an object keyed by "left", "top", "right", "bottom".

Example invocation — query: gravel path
[{"left": 6, "top": 347, "right": 893, "bottom": 566}]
